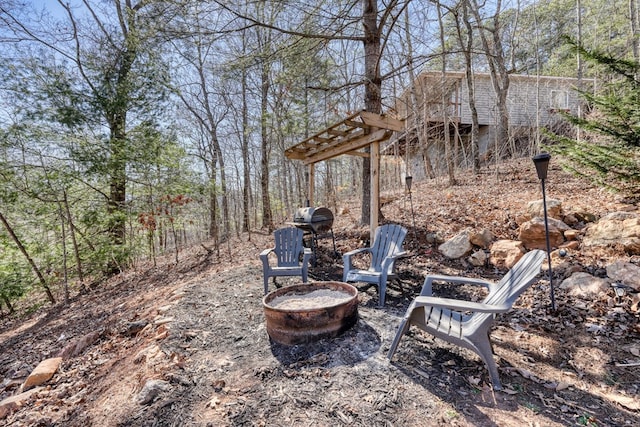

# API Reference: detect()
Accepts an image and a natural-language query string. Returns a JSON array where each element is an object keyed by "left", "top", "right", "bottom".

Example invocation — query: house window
[{"left": 550, "top": 90, "right": 569, "bottom": 110}]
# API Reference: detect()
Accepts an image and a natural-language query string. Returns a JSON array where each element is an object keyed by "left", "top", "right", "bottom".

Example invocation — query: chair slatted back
[
  {"left": 483, "top": 249, "right": 546, "bottom": 307},
  {"left": 370, "top": 224, "right": 407, "bottom": 272},
  {"left": 274, "top": 227, "right": 305, "bottom": 267}
]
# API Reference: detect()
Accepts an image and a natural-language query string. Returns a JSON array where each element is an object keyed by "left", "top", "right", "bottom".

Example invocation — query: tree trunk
[
  {"left": 458, "top": 0, "right": 481, "bottom": 174},
  {"left": 0, "top": 210, "right": 55, "bottom": 304},
  {"left": 361, "top": 0, "right": 382, "bottom": 225},
  {"left": 631, "top": 0, "right": 640, "bottom": 65},
  {"left": 57, "top": 202, "right": 70, "bottom": 304},
  {"left": 63, "top": 190, "right": 86, "bottom": 292},
  {"left": 471, "top": 0, "right": 511, "bottom": 159},
  {"left": 260, "top": 60, "right": 274, "bottom": 231},
  {"left": 404, "top": 8, "right": 435, "bottom": 179},
  {"left": 437, "top": 2, "right": 456, "bottom": 186},
  {"left": 242, "top": 58, "right": 251, "bottom": 235}
]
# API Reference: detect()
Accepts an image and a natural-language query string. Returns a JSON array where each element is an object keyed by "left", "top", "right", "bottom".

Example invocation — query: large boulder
[
  {"left": 527, "top": 199, "right": 563, "bottom": 220},
  {"left": 22, "top": 357, "right": 62, "bottom": 391},
  {"left": 489, "top": 240, "right": 525, "bottom": 269},
  {"left": 469, "top": 229, "right": 494, "bottom": 249},
  {"left": 607, "top": 260, "right": 640, "bottom": 291},
  {"left": 583, "top": 212, "right": 640, "bottom": 254},
  {"left": 518, "top": 217, "right": 569, "bottom": 250},
  {"left": 559, "top": 272, "right": 610, "bottom": 298},
  {"left": 438, "top": 230, "right": 472, "bottom": 259}
]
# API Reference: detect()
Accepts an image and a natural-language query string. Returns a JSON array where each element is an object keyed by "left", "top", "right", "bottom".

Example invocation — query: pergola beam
[
  {"left": 284, "top": 110, "right": 404, "bottom": 240},
  {"left": 301, "top": 129, "right": 388, "bottom": 165}
]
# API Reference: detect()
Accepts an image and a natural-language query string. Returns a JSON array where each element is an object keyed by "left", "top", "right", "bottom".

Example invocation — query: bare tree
[
  {"left": 453, "top": 0, "right": 482, "bottom": 174},
  {"left": 0, "top": 210, "right": 55, "bottom": 304},
  {"left": 470, "top": 0, "right": 512, "bottom": 160},
  {"left": 214, "top": 0, "right": 409, "bottom": 226}
]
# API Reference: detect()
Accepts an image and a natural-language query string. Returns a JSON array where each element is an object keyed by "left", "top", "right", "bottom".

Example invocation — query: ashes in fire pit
[
  {"left": 269, "top": 289, "right": 352, "bottom": 310},
  {"left": 263, "top": 281, "right": 358, "bottom": 345}
]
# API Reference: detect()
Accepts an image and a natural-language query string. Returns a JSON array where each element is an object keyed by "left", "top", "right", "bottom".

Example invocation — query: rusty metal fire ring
[{"left": 262, "top": 281, "right": 359, "bottom": 345}]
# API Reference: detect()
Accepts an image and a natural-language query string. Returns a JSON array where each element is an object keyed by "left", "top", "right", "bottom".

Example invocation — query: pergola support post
[
  {"left": 370, "top": 140, "right": 380, "bottom": 240},
  {"left": 307, "top": 163, "right": 315, "bottom": 207}
]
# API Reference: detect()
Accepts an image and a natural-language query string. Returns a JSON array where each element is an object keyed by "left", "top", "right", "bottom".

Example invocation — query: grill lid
[{"left": 293, "top": 207, "right": 333, "bottom": 224}]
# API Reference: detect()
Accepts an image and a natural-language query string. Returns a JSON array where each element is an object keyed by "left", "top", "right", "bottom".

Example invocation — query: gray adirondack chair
[
  {"left": 342, "top": 224, "right": 408, "bottom": 307},
  {"left": 387, "top": 249, "right": 546, "bottom": 390},
  {"left": 260, "top": 227, "right": 312, "bottom": 295}
]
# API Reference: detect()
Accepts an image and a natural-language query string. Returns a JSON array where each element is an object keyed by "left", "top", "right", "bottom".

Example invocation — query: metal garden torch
[
  {"left": 405, "top": 175, "right": 416, "bottom": 237},
  {"left": 532, "top": 152, "right": 556, "bottom": 311}
]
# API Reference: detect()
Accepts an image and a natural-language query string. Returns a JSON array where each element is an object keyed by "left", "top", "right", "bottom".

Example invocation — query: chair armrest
[
  {"left": 413, "top": 296, "right": 510, "bottom": 313},
  {"left": 386, "top": 251, "right": 408, "bottom": 261},
  {"left": 380, "top": 251, "right": 408, "bottom": 273},
  {"left": 302, "top": 248, "right": 312, "bottom": 264},
  {"left": 420, "top": 274, "right": 494, "bottom": 296},
  {"left": 342, "top": 247, "right": 372, "bottom": 258},
  {"left": 260, "top": 248, "right": 274, "bottom": 258}
]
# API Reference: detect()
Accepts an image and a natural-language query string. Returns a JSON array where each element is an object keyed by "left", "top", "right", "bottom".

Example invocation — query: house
[{"left": 386, "top": 71, "right": 593, "bottom": 181}]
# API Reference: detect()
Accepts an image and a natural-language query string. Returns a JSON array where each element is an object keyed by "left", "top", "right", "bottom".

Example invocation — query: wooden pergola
[{"left": 284, "top": 110, "right": 404, "bottom": 238}]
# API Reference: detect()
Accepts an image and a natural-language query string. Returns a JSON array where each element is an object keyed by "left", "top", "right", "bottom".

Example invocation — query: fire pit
[{"left": 263, "top": 281, "right": 358, "bottom": 345}]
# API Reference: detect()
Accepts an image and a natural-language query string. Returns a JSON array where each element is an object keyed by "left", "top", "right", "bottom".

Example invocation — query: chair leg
[
  {"left": 378, "top": 273, "right": 389, "bottom": 307},
  {"left": 473, "top": 334, "right": 503, "bottom": 391},
  {"left": 263, "top": 275, "right": 270, "bottom": 295},
  {"left": 387, "top": 317, "right": 411, "bottom": 359}
]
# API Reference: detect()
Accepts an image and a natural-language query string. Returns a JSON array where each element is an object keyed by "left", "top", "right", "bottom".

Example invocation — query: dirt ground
[{"left": 1, "top": 158, "right": 639, "bottom": 426}]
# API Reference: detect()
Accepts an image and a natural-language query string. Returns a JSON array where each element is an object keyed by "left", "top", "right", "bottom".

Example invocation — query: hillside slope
[{"left": 1, "top": 158, "right": 638, "bottom": 426}]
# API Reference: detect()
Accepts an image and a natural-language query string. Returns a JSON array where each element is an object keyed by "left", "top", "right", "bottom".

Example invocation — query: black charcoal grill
[{"left": 290, "top": 207, "right": 337, "bottom": 264}]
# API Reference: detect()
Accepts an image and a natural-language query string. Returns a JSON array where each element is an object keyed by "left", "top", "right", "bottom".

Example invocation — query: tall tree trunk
[
  {"left": 57, "top": 202, "right": 70, "bottom": 304},
  {"left": 471, "top": 0, "right": 511, "bottom": 159},
  {"left": 63, "top": 190, "right": 86, "bottom": 292},
  {"left": 241, "top": 50, "right": 251, "bottom": 235},
  {"left": 631, "top": 0, "right": 640, "bottom": 65},
  {"left": 437, "top": 2, "right": 456, "bottom": 186},
  {"left": 0, "top": 210, "right": 55, "bottom": 304},
  {"left": 458, "top": 0, "right": 481, "bottom": 173},
  {"left": 404, "top": 8, "right": 435, "bottom": 179},
  {"left": 260, "top": 60, "right": 274, "bottom": 231},
  {"left": 361, "top": 0, "right": 382, "bottom": 225}
]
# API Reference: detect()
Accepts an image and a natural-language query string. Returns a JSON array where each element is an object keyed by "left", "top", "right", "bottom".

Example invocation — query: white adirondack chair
[
  {"left": 260, "top": 227, "right": 312, "bottom": 295},
  {"left": 342, "top": 224, "right": 408, "bottom": 307},
  {"left": 387, "top": 249, "right": 546, "bottom": 390}
]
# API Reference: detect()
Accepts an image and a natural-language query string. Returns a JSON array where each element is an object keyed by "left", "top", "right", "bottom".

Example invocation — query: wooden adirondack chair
[
  {"left": 342, "top": 224, "right": 408, "bottom": 307},
  {"left": 260, "top": 227, "right": 312, "bottom": 295},
  {"left": 387, "top": 249, "right": 546, "bottom": 390}
]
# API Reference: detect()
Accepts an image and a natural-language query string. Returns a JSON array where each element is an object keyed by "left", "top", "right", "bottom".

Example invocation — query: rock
[
  {"left": 438, "top": 230, "right": 472, "bottom": 259},
  {"left": 22, "top": 357, "right": 62, "bottom": 391},
  {"left": 469, "top": 229, "right": 493, "bottom": 249},
  {"left": 561, "top": 240, "right": 580, "bottom": 250},
  {"left": 468, "top": 250, "right": 488, "bottom": 267},
  {"left": 518, "top": 217, "right": 569, "bottom": 250},
  {"left": 527, "top": 199, "right": 563, "bottom": 220},
  {"left": 563, "top": 214, "right": 579, "bottom": 226},
  {"left": 583, "top": 212, "right": 640, "bottom": 255},
  {"left": 0, "top": 387, "right": 43, "bottom": 419},
  {"left": 559, "top": 272, "right": 610, "bottom": 298},
  {"left": 606, "top": 261, "right": 640, "bottom": 291},
  {"left": 489, "top": 240, "right": 525, "bottom": 269},
  {"left": 123, "top": 321, "right": 149, "bottom": 337},
  {"left": 574, "top": 211, "right": 598, "bottom": 224},
  {"left": 137, "top": 379, "right": 171, "bottom": 405},
  {"left": 57, "top": 331, "right": 102, "bottom": 359},
  {"left": 564, "top": 229, "right": 580, "bottom": 241},
  {"left": 425, "top": 232, "right": 444, "bottom": 244}
]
